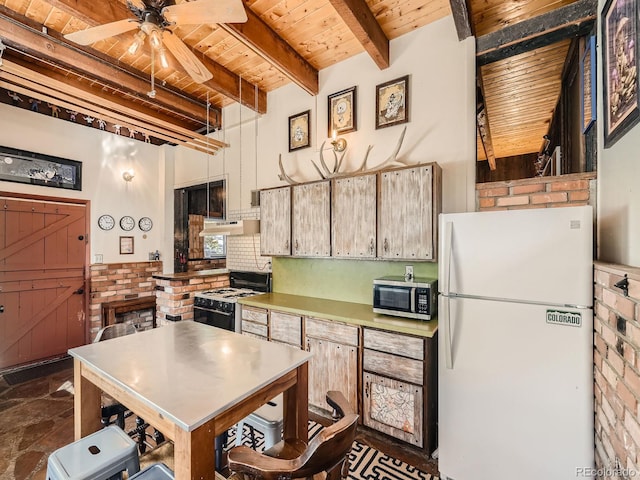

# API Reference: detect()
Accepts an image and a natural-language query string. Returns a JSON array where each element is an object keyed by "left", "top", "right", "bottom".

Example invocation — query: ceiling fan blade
[
  {"left": 64, "top": 20, "right": 139, "bottom": 45},
  {"left": 163, "top": 0, "right": 248, "bottom": 25},
  {"left": 162, "top": 31, "right": 213, "bottom": 83}
]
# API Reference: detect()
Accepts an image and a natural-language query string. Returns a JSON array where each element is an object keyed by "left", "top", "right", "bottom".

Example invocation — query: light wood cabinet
[
  {"left": 331, "top": 174, "right": 377, "bottom": 258},
  {"left": 292, "top": 181, "right": 331, "bottom": 257},
  {"left": 240, "top": 305, "right": 268, "bottom": 339},
  {"left": 305, "top": 317, "right": 359, "bottom": 414},
  {"left": 362, "top": 327, "right": 437, "bottom": 453},
  {"left": 377, "top": 163, "right": 441, "bottom": 260},
  {"left": 270, "top": 311, "right": 302, "bottom": 347},
  {"left": 260, "top": 187, "right": 291, "bottom": 256}
]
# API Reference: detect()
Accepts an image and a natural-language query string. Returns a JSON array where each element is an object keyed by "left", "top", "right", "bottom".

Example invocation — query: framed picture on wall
[
  {"left": 328, "top": 86, "right": 357, "bottom": 137},
  {"left": 0, "top": 145, "right": 82, "bottom": 190},
  {"left": 601, "top": 0, "right": 639, "bottom": 147},
  {"left": 375, "top": 75, "right": 409, "bottom": 129},
  {"left": 580, "top": 36, "right": 597, "bottom": 133},
  {"left": 120, "top": 236, "right": 134, "bottom": 255},
  {"left": 288, "top": 110, "right": 311, "bottom": 151}
]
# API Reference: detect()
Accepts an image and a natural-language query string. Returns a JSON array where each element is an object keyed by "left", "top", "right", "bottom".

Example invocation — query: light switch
[{"left": 94, "top": 254, "right": 103, "bottom": 264}]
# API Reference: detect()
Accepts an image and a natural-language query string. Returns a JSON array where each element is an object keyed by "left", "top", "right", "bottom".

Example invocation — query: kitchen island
[{"left": 238, "top": 292, "right": 438, "bottom": 455}]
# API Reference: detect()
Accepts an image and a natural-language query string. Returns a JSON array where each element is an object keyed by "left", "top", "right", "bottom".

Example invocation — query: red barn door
[{"left": 0, "top": 195, "right": 88, "bottom": 369}]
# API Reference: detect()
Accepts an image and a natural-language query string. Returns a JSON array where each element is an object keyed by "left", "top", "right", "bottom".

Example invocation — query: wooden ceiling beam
[
  {"left": 328, "top": 0, "right": 389, "bottom": 69},
  {"left": 476, "top": 0, "right": 597, "bottom": 66},
  {"left": 37, "top": 0, "right": 267, "bottom": 113},
  {"left": 449, "top": 0, "right": 473, "bottom": 41},
  {"left": 8, "top": 53, "right": 204, "bottom": 131},
  {"left": 0, "top": 9, "right": 214, "bottom": 126},
  {"left": 219, "top": 9, "right": 318, "bottom": 95}
]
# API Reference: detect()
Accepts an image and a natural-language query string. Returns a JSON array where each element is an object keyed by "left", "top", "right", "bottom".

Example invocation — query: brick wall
[
  {"left": 594, "top": 262, "right": 640, "bottom": 477},
  {"left": 89, "top": 261, "right": 162, "bottom": 339},
  {"left": 155, "top": 272, "right": 229, "bottom": 325},
  {"left": 476, "top": 172, "right": 596, "bottom": 211}
]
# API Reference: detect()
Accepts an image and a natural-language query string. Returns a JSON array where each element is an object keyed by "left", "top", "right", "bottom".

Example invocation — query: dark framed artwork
[
  {"left": 376, "top": 75, "right": 409, "bottom": 129},
  {"left": 602, "top": 0, "right": 639, "bottom": 147},
  {"left": 0, "top": 145, "right": 82, "bottom": 190},
  {"left": 580, "top": 36, "right": 597, "bottom": 133},
  {"left": 119, "top": 236, "right": 134, "bottom": 255},
  {"left": 328, "top": 86, "right": 357, "bottom": 137},
  {"left": 288, "top": 110, "right": 311, "bottom": 151}
]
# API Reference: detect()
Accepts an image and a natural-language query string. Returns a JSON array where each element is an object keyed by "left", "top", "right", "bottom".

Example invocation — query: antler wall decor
[{"left": 278, "top": 126, "right": 410, "bottom": 185}]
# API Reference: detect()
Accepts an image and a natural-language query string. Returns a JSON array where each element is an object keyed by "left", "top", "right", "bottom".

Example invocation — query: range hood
[{"left": 199, "top": 219, "right": 260, "bottom": 236}]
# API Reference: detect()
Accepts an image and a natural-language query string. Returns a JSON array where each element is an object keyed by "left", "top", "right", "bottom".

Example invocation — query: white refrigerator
[{"left": 438, "top": 206, "right": 594, "bottom": 480}]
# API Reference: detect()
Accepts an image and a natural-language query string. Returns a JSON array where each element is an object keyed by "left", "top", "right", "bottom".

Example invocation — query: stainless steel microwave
[{"left": 373, "top": 276, "right": 438, "bottom": 320}]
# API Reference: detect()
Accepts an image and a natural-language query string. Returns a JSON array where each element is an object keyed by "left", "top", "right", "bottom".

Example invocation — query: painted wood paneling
[
  {"left": 332, "top": 174, "right": 376, "bottom": 258},
  {"left": 260, "top": 187, "right": 291, "bottom": 256},
  {"left": 292, "top": 181, "right": 330, "bottom": 257}
]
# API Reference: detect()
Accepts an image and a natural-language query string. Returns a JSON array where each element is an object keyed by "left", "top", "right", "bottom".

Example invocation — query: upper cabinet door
[
  {"left": 292, "top": 181, "right": 331, "bottom": 257},
  {"left": 260, "top": 186, "right": 291, "bottom": 256},
  {"left": 332, "top": 174, "right": 377, "bottom": 258},
  {"left": 378, "top": 164, "right": 440, "bottom": 261}
]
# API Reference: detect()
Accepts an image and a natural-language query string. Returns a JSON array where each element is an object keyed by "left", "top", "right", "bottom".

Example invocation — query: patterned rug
[{"left": 226, "top": 421, "right": 439, "bottom": 480}]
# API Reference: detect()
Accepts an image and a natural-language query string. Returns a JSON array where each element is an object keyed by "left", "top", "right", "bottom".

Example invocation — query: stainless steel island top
[{"left": 70, "top": 321, "right": 312, "bottom": 480}]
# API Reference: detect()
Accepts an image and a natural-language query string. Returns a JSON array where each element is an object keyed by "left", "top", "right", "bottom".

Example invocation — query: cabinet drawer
[
  {"left": 305, "top": 317, "right": 359, "bottom": 346},
  {"left": 241, "top": 306, "right": 268, "bottom": 325},
  {"left": 242, "top": 331, "right": 267, "bottom": 341},
  {"left": 363, "top": 348, "right": 423, "bottom": 385},
  {"left": 363, "top": 371, "right": 423, "bottom": 447},
  {"left": 242, "top": 320, "right": 268, "bottom": 338},
  {"left": 364, "top": 328, "right": 423, "bottom": 360},
  {"left": 270, "top": 311, "right": 302, "bottom": 346}
]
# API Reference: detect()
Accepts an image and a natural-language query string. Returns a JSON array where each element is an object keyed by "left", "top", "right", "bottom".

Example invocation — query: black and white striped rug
[{"left": 227, "top": 422, "right": 439, "bottom": 480}]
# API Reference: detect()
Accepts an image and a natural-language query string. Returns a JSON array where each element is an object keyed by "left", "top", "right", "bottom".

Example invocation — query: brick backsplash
[
  {"left": 89, "top": 261, "right": 162, "bottom": 339},
  {"left": 476, "top": 172, "right": 596, "bottom": 211},
  {"left": 226, "top": 207, "right": 272, "bottom": 273},
  {"left": 594, "top": 262, "right": 640, "bottom": 477}
]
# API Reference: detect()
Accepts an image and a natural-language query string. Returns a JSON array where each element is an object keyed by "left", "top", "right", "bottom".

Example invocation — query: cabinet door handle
[
  {"left": 365, "top": 382, "right": 369, "bottom": 398},
  {"left": 295, "top": 240, "right": 299, "bottom": 251},
  {"left": 383, "top": 238, "right": 389, "bottom": 252},
  {"left": 285, "top": 240, "right": 289, "bottom": 251},
  {"left": 369, "top": 239, "right": 374, "bottom": 255}
]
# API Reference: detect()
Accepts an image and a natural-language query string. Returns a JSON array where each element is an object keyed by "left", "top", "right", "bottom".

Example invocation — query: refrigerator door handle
[
  {"left": 442, "top": 221, "right": 453, "bottom": 296},
  {"left": 443, "top": 295, "right": 453, "bottom": 369}
]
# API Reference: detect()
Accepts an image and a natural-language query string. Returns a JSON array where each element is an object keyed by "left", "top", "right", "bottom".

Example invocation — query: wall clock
[
  {"left": 119, "top": 215, "right": 135, "bottom": 231},
  {"left": 98, "top": 214, "right": 115, "bottom": 230},
  {"left": 139, "top": 217, "right": 153, "bottom": 232}
]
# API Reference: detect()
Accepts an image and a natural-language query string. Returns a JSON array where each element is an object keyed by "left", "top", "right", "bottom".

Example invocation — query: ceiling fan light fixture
[
  {"left": 158, "top": 47, "right": 169, "bottom": 68},
  {"left": 148, "top": 28, "right": 163, "bottom": 50},
  {"left": 128, "top": 30, "right": 146, "bottom": 55}
]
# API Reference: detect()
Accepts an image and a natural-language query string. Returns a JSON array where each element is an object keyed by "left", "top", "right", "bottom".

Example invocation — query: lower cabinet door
[
  {"left": 363, "top": 371, "right": 423, "bottom": 447},
  {"left": 306, "top": 337, "right": 358, "bottom": 414}
]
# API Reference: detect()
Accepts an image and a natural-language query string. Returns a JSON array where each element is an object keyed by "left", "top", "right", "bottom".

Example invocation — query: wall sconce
[
  {"left": 331, "top": 130, "right": 347, "bottom": 152},
  {"left": 122, "top": 169, "right": 135, "bottom": 182}
]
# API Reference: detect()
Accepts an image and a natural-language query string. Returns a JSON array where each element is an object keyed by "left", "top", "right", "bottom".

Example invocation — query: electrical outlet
[
  {"left": 94, "top": 254, "right": 103, "bottom": 264},
  {"left": 405, "top": 265, "right": 414, "bottom": 281}
]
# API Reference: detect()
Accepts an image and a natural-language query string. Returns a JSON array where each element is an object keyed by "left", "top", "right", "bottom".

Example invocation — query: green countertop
[{"left": 238, "top": 292, "right": 438, "bottom": 338}]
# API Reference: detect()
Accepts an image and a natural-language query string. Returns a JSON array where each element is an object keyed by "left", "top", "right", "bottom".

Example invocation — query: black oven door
[{"left": 194, "top": 306, "right": 235, "bottom": 331}]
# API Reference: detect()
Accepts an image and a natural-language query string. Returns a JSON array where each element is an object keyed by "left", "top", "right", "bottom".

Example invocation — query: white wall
[
  {"left": 597, "top": 0, "right": 640, "bottom": 267},
  {"left": 0, "top": 103, "right": 168, "bottom": 264},
  {"left": 175, "top": 15, "right": 477, "bottom": 215},
  {"left": 250, "top": 15, "right": 477, "bottom": 214}
]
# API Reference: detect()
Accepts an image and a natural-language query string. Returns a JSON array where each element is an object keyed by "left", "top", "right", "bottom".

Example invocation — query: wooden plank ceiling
[{"left": 0, "top": 0, "right": 594, "bottom": 158}]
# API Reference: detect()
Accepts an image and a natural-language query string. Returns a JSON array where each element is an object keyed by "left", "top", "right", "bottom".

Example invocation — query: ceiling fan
[{"left": 64, "top": 0, "right": 248, "bottom": 84}]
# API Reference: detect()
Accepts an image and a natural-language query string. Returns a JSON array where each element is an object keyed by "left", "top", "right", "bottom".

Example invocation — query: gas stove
[{"left": 194, "top": 271, "right": 271, "bottom": 332}]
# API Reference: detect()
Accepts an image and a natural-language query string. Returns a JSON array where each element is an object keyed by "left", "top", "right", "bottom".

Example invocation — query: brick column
[
  {"left": 594, "top": 262, "right": 640, "bottom": 477},
  {"left": 154, "top": 272, "right": 230, "bottom": 325}
]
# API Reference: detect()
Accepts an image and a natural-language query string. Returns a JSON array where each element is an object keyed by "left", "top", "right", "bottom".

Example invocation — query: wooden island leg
[
  {"left": 174, "top": 423, "right": 216, "bottom": 480},
  {"left": 73, "top": 358, "right": 102, "bottom": 440},
  {"left": 283, "top": 362, "right": 309, "bottom": 442}
]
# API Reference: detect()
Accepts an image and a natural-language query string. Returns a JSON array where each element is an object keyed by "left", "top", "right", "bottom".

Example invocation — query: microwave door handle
[
  {"left": 442, "top": 221, "right": 453, "bottom": 296},
  {"left": 410, "top": 288, "right": 416, "bottom": 313},
  {"left": 443, "top": 295, "right": 453, "bottom": 369}
]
